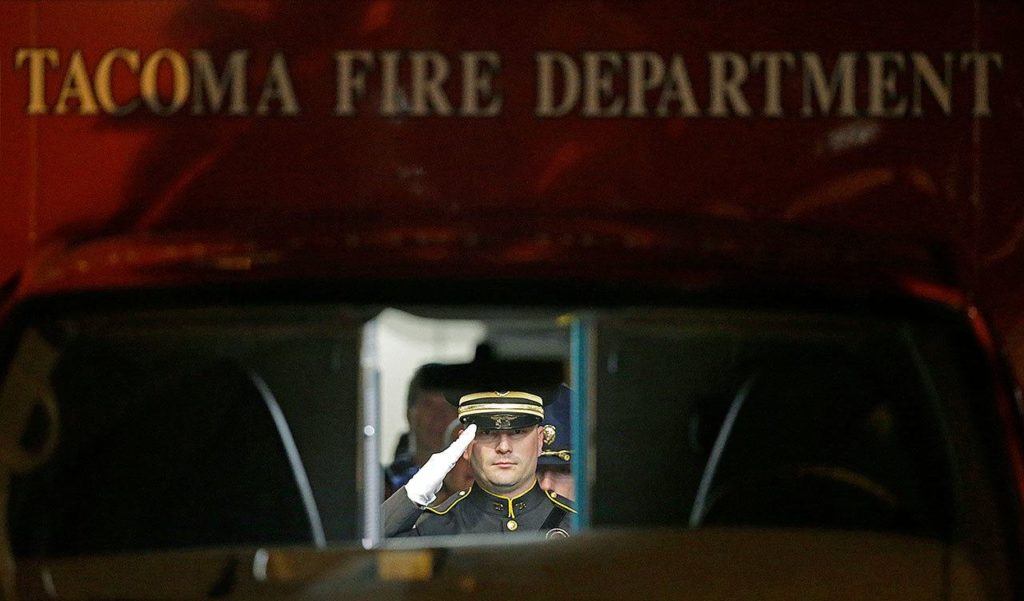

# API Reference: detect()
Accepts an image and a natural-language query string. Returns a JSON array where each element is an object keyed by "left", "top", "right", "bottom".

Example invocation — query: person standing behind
[
  {"left": 384, "top": 364, "right": 458, "bottom": 498},
  {"left": 538, "top": 384, "right": 574, "bottom": 500}
]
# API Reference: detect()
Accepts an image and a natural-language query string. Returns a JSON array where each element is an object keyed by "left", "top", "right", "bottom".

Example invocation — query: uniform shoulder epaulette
[
  {"left": 423, "top": 488, "right": 472, "bottom": 515},
  {"left": 542, "top": 489, "right": 577, "bottom": 514}
]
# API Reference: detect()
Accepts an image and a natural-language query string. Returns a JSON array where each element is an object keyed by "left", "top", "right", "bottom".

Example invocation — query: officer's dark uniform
[
  {"left": 382, "top": 390, "right": 575, "bottom": 538},
  {"left": 384, "top": 481, "right": 574, "bottom": 537}
]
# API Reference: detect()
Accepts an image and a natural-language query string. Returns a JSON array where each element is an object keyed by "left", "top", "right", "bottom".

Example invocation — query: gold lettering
[
  {"left": 910, "top": 53, "right": 952, "bottom": 117},
  {"left": 95, "top": 49, "right": 140, "bottom": 116},
  {"left": 409, "top": 51, "right": 452, "bottom": 116},
  {"left": 708, "top": 52, "right": 751, "bottom": 117},
  {"left": 379, "top": 51, "right": 405, "bottom": 116},
  {"left": 140, "top": 49, "right": 190, "bottom": 115},
  {"left": 256, "top": 52, "right": 300, "bottom": 116},
  {"left": 752, "top": 51, "right": 795, "bottom": 117},
  {"left": 581, "top": 52, "right": 624, "bottom": 117},
  {"left": 192, "top": 50, "right": 248, "bottom": 115},
  {"left": 535, "top": 52, "right": 579, "bottom": 117},
  {"left": 656, "top": 55, "right": 700, "bottom": 117},
  {"left": 961, "top": 52, "right": 1002, "bottom": 117},
  {"left": 459, "top": 51, "right": 502, "bottom": 117},
  {"left": 334, "top": 50, "right": 374, "bottom": 116},
  {"left": 14, "top": 48, "right": 59, "bottom": 115},
  {"left": 55, "top": 51, "right": 99, "bottom": 115},
  {"left": 801, "top": 53, "right": 857, "bottom": 117},
  {"left": 867, "top": 52, "right": 907, "bottom": 117},
  {"left": 626, "top": 52, "right": 665, "bottom": 118}
]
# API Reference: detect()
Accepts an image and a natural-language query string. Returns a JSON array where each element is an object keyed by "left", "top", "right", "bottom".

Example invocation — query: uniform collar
[{"left": 466, "top": 479, "right": 546, "bottom": 519}]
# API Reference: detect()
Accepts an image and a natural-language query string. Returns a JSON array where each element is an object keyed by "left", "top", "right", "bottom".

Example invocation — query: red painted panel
[
  {"left": 0, "top": 2, "right": 34, "bottom": 281},
  {"left": 0, "top": 1, "right": 1022, "bottom": 373}
]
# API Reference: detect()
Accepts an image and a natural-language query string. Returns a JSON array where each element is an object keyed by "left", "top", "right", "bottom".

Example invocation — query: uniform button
[
  {"left": 506, "top": 519, "right": 518, "bottom": 531},
  {"left": 459, "top": 491, "right": 466, "bottom": 496}
]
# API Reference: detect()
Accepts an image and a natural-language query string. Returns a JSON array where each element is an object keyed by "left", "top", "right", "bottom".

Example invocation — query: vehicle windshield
[{"left": 0, "top": 300, "right": 1008, "bottom": 561}]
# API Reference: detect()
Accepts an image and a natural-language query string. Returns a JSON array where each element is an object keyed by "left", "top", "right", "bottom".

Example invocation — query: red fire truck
[{"left": 2, "top": 2, "right": 1024, "bottom": 599}]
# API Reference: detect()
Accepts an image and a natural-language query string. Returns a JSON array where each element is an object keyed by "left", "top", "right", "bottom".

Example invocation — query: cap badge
[
  {"left": 542, "top": 424, "right": 557, "bottom": 445},
  {"left": 491, "top": 414, "right": 516, "bottom": 428}
]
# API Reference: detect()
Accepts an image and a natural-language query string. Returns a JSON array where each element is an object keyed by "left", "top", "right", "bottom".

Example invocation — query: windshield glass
[
  {"left": 590, "top": 310, "right": 958, "bottom": 537},
  {"left": 0, "top": 301, "right": 1007, "bottom": 561},
  {"left": 3, "top": 305, "right": 364, "bottom": 556}
]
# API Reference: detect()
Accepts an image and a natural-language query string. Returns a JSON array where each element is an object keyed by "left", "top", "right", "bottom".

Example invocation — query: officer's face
[
  {"left": 463, "top": 425, "right": 543, "bottom": 495},
  {"left": 538, "top": 465, "right": 574, "bottom": 500}
]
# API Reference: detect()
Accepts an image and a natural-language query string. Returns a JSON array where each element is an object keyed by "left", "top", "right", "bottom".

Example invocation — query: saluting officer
[{"left": 383, "top": 391, "right": 575, "bottom": 538}]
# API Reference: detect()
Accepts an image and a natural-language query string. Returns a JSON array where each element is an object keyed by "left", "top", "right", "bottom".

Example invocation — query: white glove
[{"left": 405, "top": 424, "right": 476, "bottom": 506}]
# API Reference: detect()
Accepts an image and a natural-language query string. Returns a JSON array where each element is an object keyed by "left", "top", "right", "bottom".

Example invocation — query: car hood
[{"left": 14, "top": 528, "right": 990, "bottom": 601}]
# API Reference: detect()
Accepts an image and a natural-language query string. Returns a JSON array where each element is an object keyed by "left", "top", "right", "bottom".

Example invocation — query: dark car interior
[
  {"left": 692, "top": 350, "right": 945, "bottom": 535},
  {"left": 7, "top": 310, "right": 360, "bottom": 557},
  {"left": 0, "top": 304, "right": 1001, "bottom": 566},
  {"left": 591, "top": 316, "right": 956, "bottom": 540}
]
